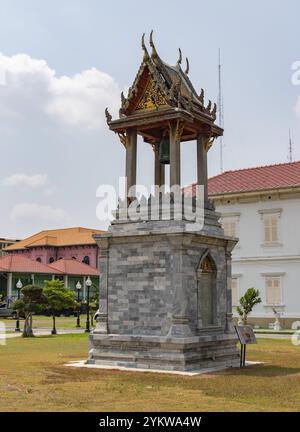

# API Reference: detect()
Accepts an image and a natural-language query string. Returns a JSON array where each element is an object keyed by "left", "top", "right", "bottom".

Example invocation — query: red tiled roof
[
  {"left": 0, "top": 254, "right": 61, "bottom": 274},
  {"left": 205, "top": 161, "right": 300, "bottom": 196},
  {"left": 48, "top": 259, "right": 99, "bottom": 276},
  {"left": 207, "top": 161, "right": 300, "bottom": 195}
]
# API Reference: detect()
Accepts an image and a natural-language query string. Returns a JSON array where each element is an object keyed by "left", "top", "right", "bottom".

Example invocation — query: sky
[{"left": 0, "top": 0, "right": 300, "bottom": 238}]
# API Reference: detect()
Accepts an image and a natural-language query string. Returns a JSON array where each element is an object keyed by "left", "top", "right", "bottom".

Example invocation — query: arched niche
[{"left": 196, "top": 250, "right": 217, "bottom": 328}]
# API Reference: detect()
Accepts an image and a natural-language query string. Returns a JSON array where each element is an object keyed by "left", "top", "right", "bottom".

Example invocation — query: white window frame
[
  {"left": 221, "top": 212, "right": 240, "bottom": 244},
  {"left": 261, "top": 272, "right": 285, "bottom": 307},
  {"left": 258, "top": 208, "right": 282, "bottom": 247}
]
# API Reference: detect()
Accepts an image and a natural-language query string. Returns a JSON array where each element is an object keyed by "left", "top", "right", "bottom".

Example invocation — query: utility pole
[{"left": 218, "top": 48, "right": 224, "bottom": 173}]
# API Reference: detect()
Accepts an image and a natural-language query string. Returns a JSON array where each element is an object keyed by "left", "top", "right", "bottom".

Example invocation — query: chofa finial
[
  {"left": 149, "top": 30, "right": 154, "bottom": 48},
  {"left": 211, "top": 103, "right": 217, "bottom": 119},
  {"left": 141, "top": 33, "right": 146, "bottom": 50},
  {"left": 141, "top": 33, "right": 150, "bottom": 60},
  {"left": 184, "top": 57, "right": 189, "bottom": 74},
  {"left": 199, "top": 88, "right": 204, "bottom": 104},
  {"left": 149, "top": 30, "right": 158, "bottom": 58},
  {"left": 105, "top": 108, "right": 112, "bottom": 124},
  {"left": 177, "top": 48, "right": 182, "bottom": 65}
]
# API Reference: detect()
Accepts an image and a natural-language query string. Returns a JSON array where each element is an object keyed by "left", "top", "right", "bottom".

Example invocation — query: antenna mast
[
  {"left": 288, "top": 129, "right": 293, "bottom": 162},
  {"left": 218, "top": 48, "right": 224, "bottom": 172}
]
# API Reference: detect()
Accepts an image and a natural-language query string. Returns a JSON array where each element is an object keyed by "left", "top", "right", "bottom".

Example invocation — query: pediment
[{"left": 133, "top": 77, "right": 168, "bottom": 112}]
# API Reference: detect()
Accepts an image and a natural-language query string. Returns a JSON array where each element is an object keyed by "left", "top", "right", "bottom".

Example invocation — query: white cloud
[
  {"left": 3, "top": 173, "right": 48, "bottom": 188},
  {"left": 0, "top": 53, "right": 120, "bottom": 130},
  {"left": 11, "top": 203, "right": 71, "bottom": 224}
]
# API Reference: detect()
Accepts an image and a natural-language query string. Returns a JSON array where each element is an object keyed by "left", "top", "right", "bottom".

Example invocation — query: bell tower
[{"left": 88, "top": 33, "right": 239, "bottom": 372}]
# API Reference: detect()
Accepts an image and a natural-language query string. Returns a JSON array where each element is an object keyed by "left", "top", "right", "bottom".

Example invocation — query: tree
[
  {"left": 43, "top": 279, "right": 77, "bottom": 335},
  {"left": 236, "top": 287, "right": 262, "bottom": 325},
  {"left": 13, "top": 285, "right": 47, "bottom": 337}
]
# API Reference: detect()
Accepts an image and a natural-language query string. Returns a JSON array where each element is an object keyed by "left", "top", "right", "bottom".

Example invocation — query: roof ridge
[{"left": 209, "top": 160, "right": 300, "bottom": 180}]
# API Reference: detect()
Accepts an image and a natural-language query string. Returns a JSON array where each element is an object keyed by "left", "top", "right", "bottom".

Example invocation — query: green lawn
[
  {"left": 0, "top": 334, "right": 299, "bottom": 412},
  {"left": 0, "top": 315, "right": 90, "bottom": 332}
]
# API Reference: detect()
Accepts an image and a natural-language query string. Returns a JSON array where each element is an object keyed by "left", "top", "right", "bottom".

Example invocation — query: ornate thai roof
[
  {"left": 118, "top": 32, "right": 216, "bottom": 119},
  {"left": 105, "top": 32, "right": 222, "bottom": 144}
]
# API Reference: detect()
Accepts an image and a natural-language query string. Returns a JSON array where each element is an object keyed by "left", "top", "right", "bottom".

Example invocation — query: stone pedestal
[{"left": 88, "top": 207, "right": 239, "bottom": 372}]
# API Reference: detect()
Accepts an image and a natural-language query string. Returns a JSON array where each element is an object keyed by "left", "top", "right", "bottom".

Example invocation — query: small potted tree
[{"left": 236, "top": 287, "right": 262, "bottom": 325}]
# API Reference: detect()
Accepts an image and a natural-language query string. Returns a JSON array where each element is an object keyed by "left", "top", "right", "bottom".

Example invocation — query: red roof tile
[
  {"left": 0, "top": 254, "right": 61, "bottom": 274},
  {"left": 181, "top": 161, "right": 300, "bottom": 197},
  {"left": 207, "top": 161, "right": 300, "bottom": 195},
  {"left": 48, "top": 259, "right": 99, "bottom": 276}
]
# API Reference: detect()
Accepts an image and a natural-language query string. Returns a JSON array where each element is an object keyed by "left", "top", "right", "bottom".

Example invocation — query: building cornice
[
  {"left": 233, "top": 255, "right": 300, "bottom": 263},
  {"left": 210, "top": 185, "right": 300, "bottom": 205}
]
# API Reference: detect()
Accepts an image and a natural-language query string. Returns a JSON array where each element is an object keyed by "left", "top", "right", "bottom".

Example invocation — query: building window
[
  {"left": 82, "top": 256, "right": 90, "bottom": 265},
  {"left": 265, "top": 276, "right": 281, "bottom": 305},
  {"left": 264, "top": 214, "right": 279, "bottom": 243},
  {"left": 221, "top": 213, "right": 240, "bottom": 240},
  {"left": 49, "top": 257, "right": 54, "bottom": 264},
  {"left": 231, "top": 277, "right": 239, "bottom": 306},
  {"left": 36, "top": 257, "right": 42, "bottom": 263},
  {"left": 259, "top": 209, "right": 282, "bottom": 245},
  {"left": 224, "top": 220, "right": 237, "bottom": 237}
]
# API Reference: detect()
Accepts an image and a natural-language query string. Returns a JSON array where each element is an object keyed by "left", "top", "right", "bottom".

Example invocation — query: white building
[{"left": 208, "top": 161, "right": 300, "bottom": 329}]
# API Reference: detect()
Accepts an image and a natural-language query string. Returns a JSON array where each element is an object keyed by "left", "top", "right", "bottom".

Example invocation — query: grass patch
[
  {"left": 0, "top": 335, "right": 299, "bottom": 411},
  {"left": 0, "top": 315, "right": 85, "bottom": 331}
]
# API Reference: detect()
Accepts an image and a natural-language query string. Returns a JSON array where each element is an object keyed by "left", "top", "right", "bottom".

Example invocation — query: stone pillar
[
  {"left": 225, "top": 250, "right": 234, "bottom": 333},
  {"left": 169, "top": 122, "right": 181, "bottom": 187},
  {"left": 168, "top": 238, "right": 192, "bottom": 337},
  {"left": 153, "top": 144, "right": 165, "bottom": 187},
  {"left": 7, "top": 273, "right": 12, "bottom": 298},
  {"left": 125, "top": 129, "right": 137, "bottom": 198},
  {"left": 64, "top": 275, "right": 68, "bottom": 288},
  {"left": 197, "top": 135, "right": 208, "bottom": 204},
  {"left": 94, "top": 238, "right": 109, "bottom": 334}
]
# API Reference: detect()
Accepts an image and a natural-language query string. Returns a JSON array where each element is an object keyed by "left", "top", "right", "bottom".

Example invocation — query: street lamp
[
  {"left": 15, "top": 279, "right": 22, "bottom": 332},
  {"left": 76, "top": 281, "right": 82, "bottom": 328},
  {"left": 85, "top": 276, "right": 92, "bottom": 333}
]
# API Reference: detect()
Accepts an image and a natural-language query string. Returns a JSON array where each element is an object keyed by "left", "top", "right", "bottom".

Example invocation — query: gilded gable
[{"left": 134, "top": 78, "right": 168, "bottom": 112}]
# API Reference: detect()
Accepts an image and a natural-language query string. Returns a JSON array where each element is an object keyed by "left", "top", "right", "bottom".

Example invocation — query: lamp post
[
  {"left": 76, "top": 281, "right": 82, "bottom": 328},
  {"left": 15, "top": 279, "right": 22, "bottom": 332},
  {"left": 85, "top": 276, "right": 92, "bottom": 333}
]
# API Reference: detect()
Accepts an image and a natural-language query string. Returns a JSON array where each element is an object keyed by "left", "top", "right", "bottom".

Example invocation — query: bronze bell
[{"left": 158, "top": 136, "right": 170, "bottom": 164}]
